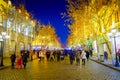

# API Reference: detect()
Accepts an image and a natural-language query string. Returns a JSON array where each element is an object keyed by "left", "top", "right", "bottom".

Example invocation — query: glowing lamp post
[{"left": 0, "top": 32, "right": 10, "bottom": 66}]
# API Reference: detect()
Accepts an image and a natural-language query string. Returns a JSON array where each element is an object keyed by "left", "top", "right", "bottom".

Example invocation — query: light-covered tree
[
  {"left": 65, "top": 0, "right": 120, "bottom": 57},
  {"left": 32, "top": 24, "right": 61, "bottom": 49}
]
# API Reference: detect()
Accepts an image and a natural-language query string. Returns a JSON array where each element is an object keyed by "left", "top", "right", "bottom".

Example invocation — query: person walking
[
  {"left": 46, "top": 50, "right": 50, "bottom": 61},
  {"left": 81, "top": 50, "right": 86, "bottom": 65},
  {"left": 16, "top": 54, "right": 22, "bottom": 69},
  {"left": 10, "top": 52, "right": 16, "bottom": 69},
  {"left": 60, "top": 50, "right": 64, "bottom": 61},
  {"left": 76, "top": 50, "right": 81, "bottom": 66},
  {"left": 50, "top": 51, "right": 55, "bottom": 61},
  {"left": 69, "top": 50, "right": 76, "bottom": 64},
  {"left": 104, "top": 51, "right": 108, "bottom": 61},
  {"left": 117, "top": 49, "right": 120, "bottom": 62},
  {"left": 89, "top": 50, "right": 93, "bottom": 57},
  {"left": 57, "top": 50, "right": 61, "bottom": 61},
  {"left": 85, "top": 50, "right": 89, "bottom": 61},
  {"left": 22, "top": 51, "right": 28, "bottom": 69}
]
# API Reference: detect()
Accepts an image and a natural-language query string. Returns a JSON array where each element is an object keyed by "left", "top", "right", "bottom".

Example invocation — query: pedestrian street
[{"left": 0, "top": 59, "right": 120, "bottom": 80}]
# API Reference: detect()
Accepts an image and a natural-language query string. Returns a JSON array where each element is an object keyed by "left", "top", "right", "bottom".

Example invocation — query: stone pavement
[
  {"left": 0, "top": 57, "right": 11, "bottom": 70},
  {"left": 1, "top": 56, "right": 120, "bottom": 72},
  {"left": 90, "top": 56, "right": 120, "bottom": 72},
  {"left": 0, "top": 57, "right": 32, "bottom": 70},
  {"left": 0, "top": 57, "right": 120, "bottom": 80}
]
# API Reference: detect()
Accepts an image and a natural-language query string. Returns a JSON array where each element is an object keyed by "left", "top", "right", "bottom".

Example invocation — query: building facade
[{"left": 0, "top": 0, "right": 35, "bottom": 57}]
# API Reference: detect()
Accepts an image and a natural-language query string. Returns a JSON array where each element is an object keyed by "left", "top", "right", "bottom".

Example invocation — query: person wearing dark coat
[
  {"left": 10, "top": 52, "right": 16, "bottom": 69},
  {"left": 85, "top": 50, "right": 90, "bottom": 61},
  {"left": 22, "top": 52, "right": 28, "bottom": 69},
  {"left": 69, "top": 50, "right": 76, "bottom": 64},
  {"left": 57, "top": 50, "right": 61, "bottom": 61},
  {"left": 46, "top": 50, "right": 50, "bottom": 61}
]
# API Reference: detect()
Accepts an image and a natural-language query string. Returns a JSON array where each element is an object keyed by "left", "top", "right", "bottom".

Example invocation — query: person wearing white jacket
[{"left": 81, "top": 50, "right": 86, "bottom": 65}]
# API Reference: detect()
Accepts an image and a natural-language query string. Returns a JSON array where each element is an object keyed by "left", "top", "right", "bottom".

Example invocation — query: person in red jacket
[{"left": 16, "top": 54, "right": 22, "bottom": 69}]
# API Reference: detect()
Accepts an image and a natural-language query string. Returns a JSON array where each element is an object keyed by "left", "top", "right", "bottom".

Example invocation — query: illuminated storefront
[{"left": 110, "top": 35, "right": 120, "bottom": 54}]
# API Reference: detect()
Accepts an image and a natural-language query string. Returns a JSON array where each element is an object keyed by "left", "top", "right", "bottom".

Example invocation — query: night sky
[{"left": 11, "top": 0, "right": 70, "bottom": 46}]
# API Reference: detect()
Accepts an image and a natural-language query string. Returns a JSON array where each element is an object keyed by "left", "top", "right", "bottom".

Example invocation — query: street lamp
[
  {"left": 0, "top": 32, "right": 10, "bottom": 66},
  {"left": 109, "top": 29, "right": 120, "bottom": 67}
]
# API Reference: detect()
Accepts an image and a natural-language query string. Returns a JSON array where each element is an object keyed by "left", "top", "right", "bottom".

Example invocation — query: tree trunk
[{"left": 102, "top": 34, "right": 115, "bottom": 65}]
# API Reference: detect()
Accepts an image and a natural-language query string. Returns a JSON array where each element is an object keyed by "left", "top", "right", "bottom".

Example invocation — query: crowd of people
[
  {"left": 10, "top": 47, "right": 120, "bottom": 70},
  {"left": 10, "top": 50, "right": 29, "bottom": 69},
  {"left": 10, "top": 49, "right": 92, "bottom": 69},
  {"left": 35, "top": 50, "right": 66, "bottom": 62},
  {"left": 69, "top": 49, "right": 90, "bottom": 66},
  {"left": 34, "top": 49, "right": 92, "bottom": 66}
]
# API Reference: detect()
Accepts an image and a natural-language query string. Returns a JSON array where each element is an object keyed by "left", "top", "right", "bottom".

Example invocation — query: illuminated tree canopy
[
  {"left": 66, "top": 0, "right": 120, "bottom": 52},
  {"left": 32, "top": 24, "right": 61, "bottom": 48}
]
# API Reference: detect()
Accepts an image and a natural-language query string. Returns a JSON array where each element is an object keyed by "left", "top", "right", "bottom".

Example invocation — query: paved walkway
[
  {"left": 0, "top": 58, "right": 11, "bottom": 69},
  {"left": 90, "top": 56, "right": 120, "bottom": 71},
  {"left": 0, "top": 57, "right": 120, "bottom": 80},
  {"left": 0, "top": 57, "right": 32, "bottom": 70},
  {"left": 1, "top": 56, "right": 120, "bottom": 72}
]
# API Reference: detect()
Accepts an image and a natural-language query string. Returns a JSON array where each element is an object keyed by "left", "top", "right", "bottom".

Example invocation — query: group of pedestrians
[
  {"left": 10, "top": 49, "right": 91, "bottom": 68},
  {"left": 10, "top": 50, "right": 29, "bottom": 69},
  {"left": 36, "top": 50, "right": 65, "bottom": 62},
  {"left": 34, "top": 49, "right": 91, "bottom": 66},
  {"left": 69, "top": 49, "right": 90, "bottom": 66}
]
